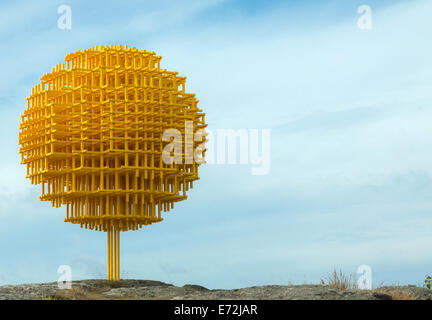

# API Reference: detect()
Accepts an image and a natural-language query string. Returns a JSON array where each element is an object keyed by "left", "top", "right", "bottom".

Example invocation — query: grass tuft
[{"left": 320, "top": 269, "right": 357, "bottom": 290}]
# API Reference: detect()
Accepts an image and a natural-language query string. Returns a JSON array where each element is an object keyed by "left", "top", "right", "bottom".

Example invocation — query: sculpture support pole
[
  {"left": 117, "top": 228, "right": 120, "bottom": 280},
  {"left": 116, "top": 229, "right": 120, "bottom": 280},
  {"left": 107, "top": 227, "right": 112, "bottom": 280},
  {"left": 111, "top": 226, "right": 113, "bottom": 280},
  {"left": 114, "top": 228, "right": 118, "bottom": 280},
  {"left": 107, "top": 226, "right": 120, "bottom": 281}
]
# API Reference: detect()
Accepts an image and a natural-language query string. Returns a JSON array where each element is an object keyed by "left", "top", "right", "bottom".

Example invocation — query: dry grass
[
  {"left": 369, "top": 279, "right": 419, "bottom": 300},
  {"left": 372, "top": 286, "right": 418, "bottom": 300},
  {"left": 320, "top": 270, "right": 420, "bottom": 300},
  {"left": 320, "top": 269, "right": 357, "bottom": 290}
]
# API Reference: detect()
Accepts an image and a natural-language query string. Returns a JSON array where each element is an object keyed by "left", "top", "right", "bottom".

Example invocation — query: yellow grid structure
[{"left": 18, "top": 45, "right": 207, "bottom": 280}]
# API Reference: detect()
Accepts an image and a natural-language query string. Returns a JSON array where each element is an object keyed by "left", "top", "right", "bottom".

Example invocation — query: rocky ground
[{"left": 0, "top": 279, "right": 430, "bottom": 300}]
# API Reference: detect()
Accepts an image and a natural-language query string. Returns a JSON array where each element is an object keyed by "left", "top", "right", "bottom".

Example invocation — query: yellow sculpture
[{"left": 18, "top": 45, "right": 207, "bottom": 280}]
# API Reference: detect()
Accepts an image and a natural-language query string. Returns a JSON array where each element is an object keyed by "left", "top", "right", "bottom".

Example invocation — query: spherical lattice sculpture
[{"left": 18, "top": 45, "right": 207, "bottom": 280}]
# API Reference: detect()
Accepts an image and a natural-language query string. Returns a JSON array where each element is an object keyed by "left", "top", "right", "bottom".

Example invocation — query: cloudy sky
[{"left": 1, "top": 0, "right": 432, "bottom": 288}]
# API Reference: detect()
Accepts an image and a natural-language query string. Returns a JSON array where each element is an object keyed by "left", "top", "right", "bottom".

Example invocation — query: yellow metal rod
[
  {"left": 109, "top": 226, "right": 120, "bottom": 281},
  {"left": 117, "top": 229, "right": 120, "bottom": 280},
  {"left": 114, "top": 227, "right": 117, "bottom": 280},
  {"left": 112, "top": 226, "right": 115, "bottom": 280},
  {"left": 107, "top": 229, "right": 109, "bottom": 280},
  {"left": 107, "top": 227, "right": 112, "bottom": 280}
]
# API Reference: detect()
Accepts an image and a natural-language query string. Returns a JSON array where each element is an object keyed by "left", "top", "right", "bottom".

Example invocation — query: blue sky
[{"left": 1, "top": 0, "right": 432, "bottom": 288}]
